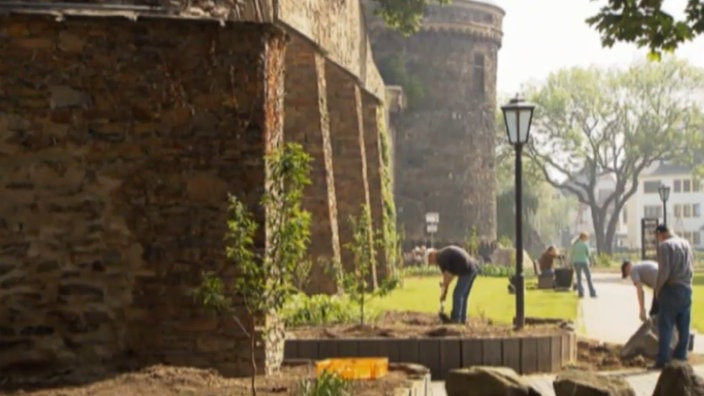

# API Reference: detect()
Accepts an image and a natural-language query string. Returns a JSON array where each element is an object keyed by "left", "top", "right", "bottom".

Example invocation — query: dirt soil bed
[
  {"left": 289, "top": 311, "right": 572, "bottom": 339},
  {"left": 573, "top": 338, "right": 704, "bottom": 371},
  {"left": 0, "top": 362, "right": 412, "bottom": 396}
]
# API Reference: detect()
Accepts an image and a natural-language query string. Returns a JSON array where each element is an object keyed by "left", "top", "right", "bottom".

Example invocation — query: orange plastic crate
[{"left": 315, "top": 357, "right": 388, "bottom": 380}]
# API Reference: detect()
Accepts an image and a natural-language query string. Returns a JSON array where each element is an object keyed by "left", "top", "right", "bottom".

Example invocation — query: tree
[
  {"left": 525, "top": 59, "right": 704, "bottom": 254},
  {"left": 193, "top": 143, "right": 312, "bottom": 396},
  {"left": 587, "top": 0, "right": 704, "bottom": 58},
  {"left": 372, "top": 0, "right": 450, "bottom": 35}
]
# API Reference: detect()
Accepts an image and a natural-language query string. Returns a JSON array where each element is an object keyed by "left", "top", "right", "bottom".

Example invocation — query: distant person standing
[
  {"left": 621, "top": 260, "right": 659, "bottom": 321},
  {"left": 653, "top": 224, "right": 694, "bottom": 369},
  {"left": 426, "top": 245, "right": 480, "bottom": 324},
  {"left": 570, "top": 232, "right": 597, "bottom": 298}
]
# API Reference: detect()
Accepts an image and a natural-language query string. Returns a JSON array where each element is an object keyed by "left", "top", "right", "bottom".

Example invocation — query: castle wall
[
  {"left": 369, "top": 0, "right": 503, "bottom": 244},
  {"left": 0, "top": 15, "right": 284, "bottom": 376}
]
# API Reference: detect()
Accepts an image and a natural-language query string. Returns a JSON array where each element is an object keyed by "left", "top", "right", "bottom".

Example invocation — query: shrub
[
  {"left": 297, "top": 370, "right": 352, "bottom": 396},
  {"left": 281, "top": 293, "right": 380, "bottom": 327}
]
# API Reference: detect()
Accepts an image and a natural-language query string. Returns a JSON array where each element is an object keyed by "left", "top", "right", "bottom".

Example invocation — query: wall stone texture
[
  {"left": 368, "top": 0, "right": 504, "bottom": 245},
  {"left": 0, "top": 14, "right": 285, "bottom": 376}
]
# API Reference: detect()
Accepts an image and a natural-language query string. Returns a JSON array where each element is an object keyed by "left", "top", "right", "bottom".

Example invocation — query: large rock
[
  {"left": 620, "top": 317, "right": 678, "bottom": 360},
  {"left": 553, "top": 370, "right": 635, "bottom": 396},
  {"left": 652, "top": 360, "right": 704, "bottom": 396},
  {"left": 445, "top": 366, "right": 542, "bottom": 396}
]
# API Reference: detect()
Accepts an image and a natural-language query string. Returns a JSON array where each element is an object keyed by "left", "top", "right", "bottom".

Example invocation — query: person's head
[
  {"left": 621, "top": 260, "right": 632, "bottom": 279},
  {"left": 425, "top": 248, "right": 438, "bottom": 265},
  {"left": 655, "top": 224, "right": 671, "bottom": 242},
  {"left": 579, "top": 232, "right": 589, "bottom": 241},
  {"left": 545, "top": 246, "right": 558, "bottom": 256}
]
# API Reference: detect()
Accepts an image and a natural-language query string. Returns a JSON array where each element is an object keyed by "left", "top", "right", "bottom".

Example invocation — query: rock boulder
[
  {"left": 553, "top": 370, "right": 635, "bottom": 396},
  {"left": 620, "top": 317, "right": 678, "bottom": 360},
  {"left": 652, "top": 360, "right": 704, "bottom": 396},
  {"left": 445, "top": 366, "right": 542, "bottom": 396}
]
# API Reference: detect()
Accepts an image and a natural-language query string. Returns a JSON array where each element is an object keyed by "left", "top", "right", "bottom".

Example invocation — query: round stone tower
[{"left": 368, "top": 0, "right": 504, "bottom": 245}]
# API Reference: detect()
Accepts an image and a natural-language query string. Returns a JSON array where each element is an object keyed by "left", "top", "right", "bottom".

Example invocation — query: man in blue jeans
[
  {"left": 653, "top": 224, "right": 694, "bottom": 369},
  {"left": 426, "top": 245, "right": 479, "bottom": 324}
]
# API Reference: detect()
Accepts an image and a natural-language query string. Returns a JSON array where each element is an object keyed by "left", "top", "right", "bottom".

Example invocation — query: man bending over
[
  {"left": 621, "top": 260, "right": 659, "bottom": 321},
  {"left": 426, "top": 245, "right": 480, "bottom": 324}
]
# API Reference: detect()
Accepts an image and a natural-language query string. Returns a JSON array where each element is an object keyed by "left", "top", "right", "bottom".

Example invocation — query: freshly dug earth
[
  {"left": 573, "top": 338, "right": 704, "bottom": 371},
  {"left": 0, "top": 363, "right": 411, "bottom": 396},
  {"left": 289, "top": 311, "right": 572, "bottom": 339}
]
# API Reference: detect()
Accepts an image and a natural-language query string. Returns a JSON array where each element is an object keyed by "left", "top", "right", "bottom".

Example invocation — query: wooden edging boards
[{"left": 284, "top": 332, "right": 576, "bottom": 380}]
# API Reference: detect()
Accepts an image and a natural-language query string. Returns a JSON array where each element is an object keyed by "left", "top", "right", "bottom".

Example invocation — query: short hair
[
  {"left": 621, "top": 260, "right": 631, "bottom": 279},
  {"left": 655, "top": 224, "right": 669, "bottom": 234}
]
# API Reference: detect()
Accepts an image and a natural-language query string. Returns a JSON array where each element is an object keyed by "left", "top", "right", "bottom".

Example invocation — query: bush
[
  {"left": 478, "top": 264, "right": 514, "bottom": 278},
  {"left": 593, "top": 252, "right": 615, "bottom": 267},
  {"left": 401, "top": 265, "right": 440, "bottom": 277},
  {"left": 281, "top": 293, "right": 380, "bottom": 327}
]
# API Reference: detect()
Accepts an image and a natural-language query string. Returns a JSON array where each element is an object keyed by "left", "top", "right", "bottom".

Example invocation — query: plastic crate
[{"left": 315, "top": 357, "right": 388, "bottom": 380}]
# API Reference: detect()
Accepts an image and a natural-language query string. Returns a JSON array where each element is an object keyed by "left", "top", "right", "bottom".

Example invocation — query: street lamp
[
  {"left": 658, "top": 184, "right": 671, "bottom": 227},
  {"left": 425, "top": 212, "right": 439, "bottom": 248},
  {"left": 501, "top": 95, "right": 535, "bottom": 330}
]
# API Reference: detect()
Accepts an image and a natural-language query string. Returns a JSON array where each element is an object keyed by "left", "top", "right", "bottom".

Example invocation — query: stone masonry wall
[
  {"left": 369, "top": 0, "right": 503, "bottom": 244},
  {"left": 0, "top": 14, "right": 285, "bottom": 376},
  {"left": 283, "top": 34, "right": 342, "bottom": 294}
]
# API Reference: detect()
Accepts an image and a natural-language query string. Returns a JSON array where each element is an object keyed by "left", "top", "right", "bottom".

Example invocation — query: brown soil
[
  {"left": 289, "top": 311, "right": 572, "bottom": 339},
  {"left": 572, "top": 338, "right": 704, "bottom": 372},
  {"left": 0, "top": 362, "right": 412, "bottom": 396}
]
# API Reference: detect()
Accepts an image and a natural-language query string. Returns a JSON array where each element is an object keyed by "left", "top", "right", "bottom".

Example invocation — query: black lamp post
[
  {"left": 501, "top": 95, "right": 535, "bottom": 330},
  {"left": 658, "top": 184, "right": 671, "bottom": 227}
]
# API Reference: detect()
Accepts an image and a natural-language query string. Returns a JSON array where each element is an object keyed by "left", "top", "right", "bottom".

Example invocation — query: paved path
[{"left": 429, "top": 271, "right": 702, "bottom": 395}]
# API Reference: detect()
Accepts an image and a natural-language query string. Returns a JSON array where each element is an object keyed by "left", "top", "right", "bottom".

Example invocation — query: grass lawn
[
  {"left": 372, "top": 276, "right": 579, "bottom": 324},
  {"left": 693, "top": 273, "right": 704, "bottom": 332}
]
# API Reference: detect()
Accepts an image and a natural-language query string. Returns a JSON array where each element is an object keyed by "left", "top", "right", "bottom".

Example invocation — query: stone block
[
  {"left": 553, "top": 370, "right": 635, "bottom": 396},
  {"left": 445, "top": 366, "right": 541, "bottom": 396},
  {"left": 652, "top": 360, "right": 704, "bottom": 396}
]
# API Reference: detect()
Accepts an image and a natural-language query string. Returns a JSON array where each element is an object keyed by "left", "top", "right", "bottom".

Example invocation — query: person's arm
[
  {"left": 654, "top": 243, "right": 671, "bottom": 298},
  {"left": 440, "top": 271, "right": 454, "bottom": 302},
  {"left": 634, "top": 282, "right": 646, "bottom": 320}
]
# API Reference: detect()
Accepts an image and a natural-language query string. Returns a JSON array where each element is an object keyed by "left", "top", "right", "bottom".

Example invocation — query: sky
[{"left": 495, "top": 0, "right": 704, "bottom": 97}]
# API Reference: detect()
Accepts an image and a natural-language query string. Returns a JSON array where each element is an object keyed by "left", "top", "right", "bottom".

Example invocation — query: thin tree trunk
[{"left": 250, "top": 319, "right": 257, "bottom": 396}]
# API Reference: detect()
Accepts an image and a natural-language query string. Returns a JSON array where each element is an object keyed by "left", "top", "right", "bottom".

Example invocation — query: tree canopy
[
  {"left": 524, "top": 59, "right": 704, "bottom": 254},
  {"left": 587, "top": 0, "right": 704, "bottom": 58},
  {"left": 372, "top": 0, "right": 450, "bottom": 35}
]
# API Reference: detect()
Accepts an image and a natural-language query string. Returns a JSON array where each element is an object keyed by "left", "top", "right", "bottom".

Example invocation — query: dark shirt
[{"left": 437, "top": 246, "right": 478, "bottom": 276}]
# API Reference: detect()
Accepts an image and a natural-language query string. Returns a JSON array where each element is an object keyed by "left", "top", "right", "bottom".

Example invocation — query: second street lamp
[
  {"left": 501, "top": 95, "right": 535, "bottom": 330},
  {"left": 658, "top": 184, "right": 671, "bottom": 227}
]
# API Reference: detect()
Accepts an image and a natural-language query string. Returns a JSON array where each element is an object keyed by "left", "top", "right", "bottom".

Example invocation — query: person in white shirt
[{"left": 621, "top": 260, "right": 659, "bottom": 322}]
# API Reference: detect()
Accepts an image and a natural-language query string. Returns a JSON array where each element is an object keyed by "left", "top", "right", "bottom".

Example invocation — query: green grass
[
  {"left": 693, "top": 273, "right": 704, "bottom": 332},
  {"left": 372, "top": 276, "right": 579, "bottom": 324}
]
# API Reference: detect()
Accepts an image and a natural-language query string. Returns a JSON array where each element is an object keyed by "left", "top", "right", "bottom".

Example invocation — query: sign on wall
[{"left": 641, "top": 217, "right": 659, "bottom": 261}]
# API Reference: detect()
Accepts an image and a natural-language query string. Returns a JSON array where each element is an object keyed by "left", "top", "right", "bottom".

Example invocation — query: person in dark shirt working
[{"left": 426, "top": 245, "right": 480, "bottom": 324}]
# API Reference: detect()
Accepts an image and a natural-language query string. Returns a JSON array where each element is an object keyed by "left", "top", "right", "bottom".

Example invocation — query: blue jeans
[
  {"left": 573, "top": 262, "right": 596, "bottom": 297},
  {"left": 656, "top": 284, "right": 692, "bottom": 367},
  {"left": 451, "top": 270, "right": 478, "bottom": 323}
]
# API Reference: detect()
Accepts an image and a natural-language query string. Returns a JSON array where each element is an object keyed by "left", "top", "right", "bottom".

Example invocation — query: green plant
[
  {"left": 339, "top": 205, "right": 376, "bottom": 325},
  {"left": 192, "top": 143, "right": 312, "bottom": 396},
  {"left": 478, "top": 264, "right": 514, "bottom": 278},
  {"left": 497, "top": 235, "right": 513, "bottom": 249},
  {"left": 465, "top": 226, "right": 479, "bottom": 256},
  {"left": 402, "top": 265, "right": 441, "bottom": 277},
  {"left": 593, "top": 252, "right": 614, "bottom": 268},
  {"left": 297, "top": 370, "right": 352, "bottom": 396},
  {"left": 281, "top": 293, "right": 380, "bottom": 326}
]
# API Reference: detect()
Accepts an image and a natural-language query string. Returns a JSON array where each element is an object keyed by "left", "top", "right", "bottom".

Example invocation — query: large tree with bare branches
[{"left": 525, "top": 59, "right": 704, "bottom": 254}]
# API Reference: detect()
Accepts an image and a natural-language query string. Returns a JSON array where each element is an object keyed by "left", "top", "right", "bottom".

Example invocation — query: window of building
[
  {"left": 694, "top": 204, "right": 701, "bottom": 218},
  {"left": 684, "top": 179, "right": 691, "bottom": 192},
  {"left": 643, "top": 180, "right": 661, "bottom": 194},
  {"left": 684, "top": 204, "right": 692, "bottom": 218},
  {"left": 674, "top": 204, "right": 682, "bottom": 218},
  {"left": 674, "top": 179, "right": 682, "bottom": 193},
  {"left": 644, "top": 205, "right": 662, "bottom": 218},
  {"left": 694, "top": 179, "right": 701, "bottom": 192},
  {"left": 695, "top": 232, "right": 702, "bottom": 246},
  {"left": 473, "top": 53, "right": 485, "bottom": 94}
]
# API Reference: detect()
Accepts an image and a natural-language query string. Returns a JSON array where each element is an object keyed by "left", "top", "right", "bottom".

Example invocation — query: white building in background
[{"left": 624, "top": 162, "right": 704, "bottom": 249}]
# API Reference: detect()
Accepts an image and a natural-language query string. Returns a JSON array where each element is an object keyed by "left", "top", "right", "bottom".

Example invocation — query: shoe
[
  {"left": 649, "top": 364, "right": 664, "bottom": 370},
  {"left": 590, "top": 294, "right": 597, "bottom": 298}
]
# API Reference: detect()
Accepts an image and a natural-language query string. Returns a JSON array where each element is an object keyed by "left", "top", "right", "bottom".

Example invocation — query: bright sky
[{"left": 495, "top": 0, "right": 704, "bottom": 97}]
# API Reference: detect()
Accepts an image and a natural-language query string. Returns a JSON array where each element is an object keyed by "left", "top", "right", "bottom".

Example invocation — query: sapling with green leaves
[{"left": 192, "top": 143, "right": 312, "bottom": 396}]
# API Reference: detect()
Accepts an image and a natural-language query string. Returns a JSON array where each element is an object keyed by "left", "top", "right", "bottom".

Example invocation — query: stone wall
[
  {"left": 368, "top": 0, "right": 503, "bottom": 244},
  {"left": 0, "top": 14, "right": 285, "bottom": 376}
]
